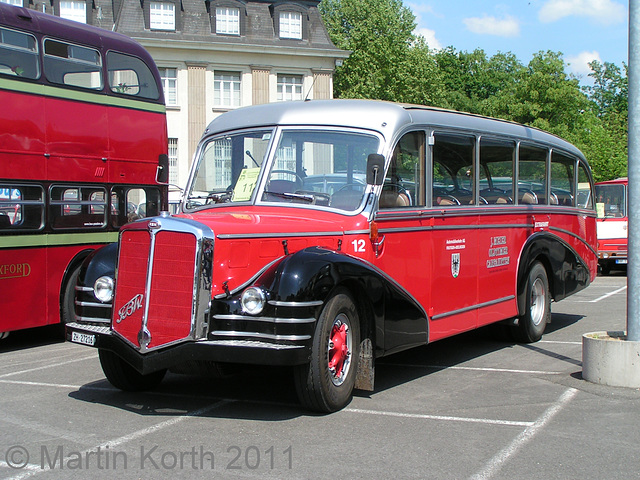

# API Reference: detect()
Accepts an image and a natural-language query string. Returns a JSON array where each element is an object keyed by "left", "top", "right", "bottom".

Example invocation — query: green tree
[{"left": 320, "top": 0, "right": 443, "bottom": 104}]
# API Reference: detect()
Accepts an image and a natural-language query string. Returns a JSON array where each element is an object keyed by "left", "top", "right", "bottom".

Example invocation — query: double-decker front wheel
[{"left": 294, "top": 289, "right": 360, "bottom": 413}]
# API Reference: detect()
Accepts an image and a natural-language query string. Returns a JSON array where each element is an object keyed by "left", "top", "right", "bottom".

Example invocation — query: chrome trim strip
[
  {"left": 73, "top": 315, "right": 111, "bottom": 324},
  {"left": 67, "top": 322, "right": 111, "bottom": 333},
  {"left": 75, "top": 300, "right": 111, "bottom": 308},
  {"left": 343, "top": 229, "right": 370, "bottom": 235},
  {"left": 217, "top": 231, "right": 344, "bottom": 240},
  {"left": 211, "top": 330, "right": 311, "bottom": 341},
  {"left": 549, "top": 226, "right": 598, "bottom": 257},
  {"left": 75, "top": 286, "right": 94, "bottom": 293},
  {"left": 431, "top": 295, "right": 516, "bottom": 321},
  {"left": 268, "top": 300, "right": 324, "bottom": 307},
  {"left": 200, "top": 339, "right": 305, "bottom": 350},
  {"left": 213, "top": 314, "right": 316, "bottom": 324}
]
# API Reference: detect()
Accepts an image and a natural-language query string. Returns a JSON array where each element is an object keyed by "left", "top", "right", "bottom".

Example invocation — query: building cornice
[{"left": 133, "top": 37, "right": 351, "bottom": 59}]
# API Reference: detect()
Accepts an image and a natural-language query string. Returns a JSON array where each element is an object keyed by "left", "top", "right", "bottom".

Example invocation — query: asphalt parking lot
[{"left": 0, "top": 272, "right": 637, "bottom": 479}]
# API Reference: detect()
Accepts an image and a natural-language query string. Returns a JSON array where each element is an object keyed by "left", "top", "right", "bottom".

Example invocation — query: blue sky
[{"left": 408, "top": 0, "right": 628, "bottom": 82}]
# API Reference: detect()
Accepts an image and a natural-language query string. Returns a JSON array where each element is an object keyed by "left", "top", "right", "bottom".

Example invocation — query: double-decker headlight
[
  {"left": 94, "top": 276, "right": 114, "bottom": 303},
  {"left": 241, "top": 287, "right": 266, "bottom": 315}
]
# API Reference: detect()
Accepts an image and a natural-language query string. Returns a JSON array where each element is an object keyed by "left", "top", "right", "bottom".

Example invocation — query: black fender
[
  {"left": 250, "top": 246, "right": 428, "bottom": 357},
  {"left": 78, "top": 242, "right": 118, "bottom": 289},
  {"left": 516, "top": 232, "right": 591, "bottom": 316}
]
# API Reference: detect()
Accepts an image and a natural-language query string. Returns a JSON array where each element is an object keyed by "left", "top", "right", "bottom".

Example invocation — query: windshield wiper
[{"left": 264, "top": 191, "right": 315, "bottom": 203}]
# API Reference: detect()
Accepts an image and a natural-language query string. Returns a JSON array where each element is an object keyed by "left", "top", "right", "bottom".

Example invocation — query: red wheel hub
[{"left": 328, "top": 320, "right": 350, "bottom": 380}]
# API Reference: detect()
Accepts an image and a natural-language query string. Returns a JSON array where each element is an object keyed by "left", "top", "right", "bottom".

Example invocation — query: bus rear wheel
[
  {"left": 514, "top": 262, "right": 550, "bottom": 343},
  {"left": 294, "top": 289, "right": 360, "bottom": 413},
  {"left": 99, "top": 349, "right": 166, "bottom": 391}
]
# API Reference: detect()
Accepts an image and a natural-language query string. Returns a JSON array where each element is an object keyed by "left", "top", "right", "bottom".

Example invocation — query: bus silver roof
[{"left": 202, "top": 99, "right": 586, "bottom": 160}]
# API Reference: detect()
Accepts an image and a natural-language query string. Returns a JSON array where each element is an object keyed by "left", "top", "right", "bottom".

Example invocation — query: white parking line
[
  {"left": 345, "top": 408, "right": 533, "bottom": 427},
  {"left": 468, "top": 387, "right": 578, "bottom": 480},
  {"left": 1, "top": 400, "right": 233, "bottom": 480},
  {"left": 575, "top": 285, "right": 627, "bottom": 303},
  {"left": 381, "top": 363, "right": 563, "bottom": 375},
  {"left": 0, "top": 355, "right": 97, "bottom": 379}
]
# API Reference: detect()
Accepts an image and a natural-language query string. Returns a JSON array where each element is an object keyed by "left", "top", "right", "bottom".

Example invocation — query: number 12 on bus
[{"left": 0, "top": 4, "right": 168, "bottom": 338}]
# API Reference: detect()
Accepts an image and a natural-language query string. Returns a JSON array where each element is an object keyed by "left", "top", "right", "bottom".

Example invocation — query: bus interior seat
[
  {"left": 519, "top": 190, "right": 538, "bottom": 204},
  {"left": 0, "top": 213, "right": 12, "bottom": 228},
  {"left": 379, "top": 186, "right": 411, "bottom": 208},
  {"left": 436, "top": 195, "right": 460, "bottom": 206}
]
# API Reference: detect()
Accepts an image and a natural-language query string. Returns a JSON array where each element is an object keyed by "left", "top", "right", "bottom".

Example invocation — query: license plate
[
  {"left": 616, "top": 259, "right": 628, "bottom": 264},
  {"left": 71, "top": 331, "right": 96, "bottom": 346}
]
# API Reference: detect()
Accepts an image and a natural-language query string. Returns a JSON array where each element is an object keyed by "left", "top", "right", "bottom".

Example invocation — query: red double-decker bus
[
  {"left": 68, "top": 100, "right": 597, "bottom": 412},
  {"left": 0, "top": 3, "right": 168, "bottom": 338},
  {"left": 595, "top": 177, "right": 628, "bottom": 274}
]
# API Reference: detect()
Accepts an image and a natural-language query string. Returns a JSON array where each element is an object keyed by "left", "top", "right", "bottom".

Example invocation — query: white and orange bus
[
  {"left": 68, "top": 100, "right": 597, "bottom": 412},
  {"left": 0, "top": 4, "right": 168, "bottom": 338},
  {"left": 595, "top": 177, "right": 628, "bottom": 275}
]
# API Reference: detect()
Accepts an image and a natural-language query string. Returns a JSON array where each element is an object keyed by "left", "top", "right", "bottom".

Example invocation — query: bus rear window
[
  {"left": 0, "top": 27, "right": 39, "bottom": 79},
  {"left": 107, "top": 51, "right": 160, "bottom": 100}
]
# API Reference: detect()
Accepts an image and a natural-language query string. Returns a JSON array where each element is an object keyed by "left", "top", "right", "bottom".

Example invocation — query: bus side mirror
[
  {"left": 367, "top": 154, "right": 385, "bottom": 186},
  {"left": 157, "top": 154, "right": 169, "bottom": 184}
]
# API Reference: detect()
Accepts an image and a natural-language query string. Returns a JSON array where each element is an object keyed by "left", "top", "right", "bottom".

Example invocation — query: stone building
[{"left": 4, "top": 0, "right": 348, "bottom": 191}]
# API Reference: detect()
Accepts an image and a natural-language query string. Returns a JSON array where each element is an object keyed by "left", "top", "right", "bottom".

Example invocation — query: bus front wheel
[
  {"left": 514, "top": 262, "right": 550, "bottom": 343},
  {"left": 294, "top": 289, "right": 360, "bottom": 413},
  {"left": 99, "top": 349, "right": 166, "bottom": 391}
]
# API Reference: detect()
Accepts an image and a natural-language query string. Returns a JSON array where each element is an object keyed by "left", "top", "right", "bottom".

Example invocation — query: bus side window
[
  {"left": 50, "top": 185, "right": 107, "bottom": 229},
  {"left": 550, "top": 151, "right": 575, "bottom": 206},
  {"left": 107, "top": 51, "right": 160, "bottom": 100},
  {"left": 479, "top": 138, "right": 515, "bottom": 205},
  {"left": 0, "top": 27, "right": 39, "bottom": 79},
  {"left": 432, "top": 133, "right": 475, "bottom": 206},
  {"left": 518, "top": 144, "right": 547, "bottom": 205},
  {"left": 577, "top": 164, "right": 594, "bottom": 209},
  {"left": 43, "top": 39, "right": 102, "bottom": 90},
  {"left": 380, "top": 131, "right": 425, "bottom": 209},
  {"left": 111, "top": 187, "right": 162, "bottom": 227}
]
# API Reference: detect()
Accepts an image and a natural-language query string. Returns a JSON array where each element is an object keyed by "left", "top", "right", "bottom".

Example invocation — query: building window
[
  {"left": 159, "top": 67, "right": 177, "bottom": 105},
  {"left": 150, "top": 2, "right": 175, "bottom": 31},
  {"left": 60, "top": 0, "right": 86, "bottom": 23},
  {"left": 0, "top": 0, "right": 23, "bottom": 6},
  {"left": 216, "top": 7, "right": 239, "bottom": 35},
  {"left": 277, "top": 74, "right": 303, "bottom": 101},
  {"left": 279, "top": 11, "right": 302, "bottom": 39},
  {"left": 214, "top": 71, "right": 241, "bottom": 108},
  {"left": 168, "top": 138, "right": 178, "bottom": 185}
]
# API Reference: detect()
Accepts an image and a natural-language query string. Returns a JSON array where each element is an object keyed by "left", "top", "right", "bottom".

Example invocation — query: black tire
[
  {"left": 99, "top": 349, "right": 166, "bottom": 391},
  {"left": 513, "top": 262, "right": 550, "bottom": 343},
  {"left": 294, "top": 289, "right": 360, "bottom": 413},
  {"left": 600, "top": 262, "right": 611, "bottom": 276},
  {"left": 61, "top": 265, "right": 81, "bottom": 325}
]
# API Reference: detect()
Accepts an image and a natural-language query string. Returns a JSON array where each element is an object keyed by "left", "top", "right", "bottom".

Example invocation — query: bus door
[{"left": 428, "top": 133, "right": 479, "bottom": 340}]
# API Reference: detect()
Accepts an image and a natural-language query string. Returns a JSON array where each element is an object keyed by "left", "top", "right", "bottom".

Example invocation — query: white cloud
[
  {"left": 414, "top": 27, "right": 443, "bottom": 50},
  {"left": 539, "top": 0, "right": 625, "bottom": 25},
  {"left": 462, "top": 14, "right": 521, "bottom": 37},
  {"left": 566, "top": 50, "right": 602, "bottom": 76}
]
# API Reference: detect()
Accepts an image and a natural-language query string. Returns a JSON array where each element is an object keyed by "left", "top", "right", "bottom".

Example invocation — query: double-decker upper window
[
  {"left": 44, "top": 39, "right": 102, "bottom": 89},
  {"left": 0, "top": 27, "right": 39, "bottom": 79}
]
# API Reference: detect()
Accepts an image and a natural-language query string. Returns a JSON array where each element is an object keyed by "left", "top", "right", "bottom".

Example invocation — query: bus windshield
[
  {"left": 185, "top": 128, "right": 380, "bottom": 211},
  {"left": 595, "top": 184, "right": 626, "bottom": 218}
]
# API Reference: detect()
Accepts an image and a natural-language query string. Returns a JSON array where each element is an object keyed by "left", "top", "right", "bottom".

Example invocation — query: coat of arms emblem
[{"left": 451, "top": 253, "right": 460, "bottom": 278}]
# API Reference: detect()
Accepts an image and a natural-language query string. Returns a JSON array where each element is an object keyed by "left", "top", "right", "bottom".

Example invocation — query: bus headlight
[
  {"left": 94, "top": 276, "right": 114, "bottom": 303},
  {"left": 241, "top": 287, "right": 266, "bottom": 315}
]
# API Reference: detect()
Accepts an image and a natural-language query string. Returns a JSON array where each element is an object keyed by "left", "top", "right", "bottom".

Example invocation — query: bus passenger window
[
  {"left": 380, "top": 131, "right": 425, "bottom": 209},
  {"left": 577, "top": 164, "right": 593, "bottom": 209},
  {"left": 0, "top": 27, "right": 39, "bottom": 79},
  {"left": 550, "top": 151, "right": 575, "bottom": 206},
  {"left": 107, "top": 51, "right": 160, "bottom": 100},
  {"left": 432, "top": 133, "right": 475, "bottom": 206},
  {"left": 50, "top": 185, "right": 107, "bottom": 229},
  {"left": 518, "top": 145, "right": 547, "bottom": 204},
  {"left": 479, "top": 138, "right": 515, "bottom": 204},
  {"left": 111, "top": 187, "right": 162, "bottom": 227},
  {"left": 44, "top": 39, "right": 102, "bottom": 89}
]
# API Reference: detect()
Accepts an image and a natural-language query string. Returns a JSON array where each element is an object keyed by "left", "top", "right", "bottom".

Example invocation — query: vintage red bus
[
  {"left": 0, "top": 3, "right": 168, "bottom": 338},
  {"left": 67, "top": 100, "right": 597, "bottom": 412},
  {"left": 595, "top": 177, "right": 627, "bottom": 275}
]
